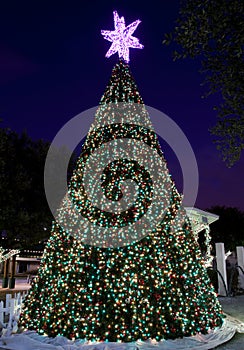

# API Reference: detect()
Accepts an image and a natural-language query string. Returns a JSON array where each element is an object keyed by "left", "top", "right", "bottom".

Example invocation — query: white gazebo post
[
  {"left": 236, "top": 246, "right": 244, "bottom": 289},
  {"left": 215, "top": 243, "right": 228, "bottom": 296}
]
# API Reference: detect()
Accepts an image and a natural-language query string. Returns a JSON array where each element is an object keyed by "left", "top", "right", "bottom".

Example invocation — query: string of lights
[{"left": 20, "top": 59, "right": 223, "bottom": 342}]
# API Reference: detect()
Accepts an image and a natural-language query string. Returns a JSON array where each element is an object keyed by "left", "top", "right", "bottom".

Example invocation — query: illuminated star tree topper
[{"left": 101, "top": 11, "right": 144, "bottom": 63}]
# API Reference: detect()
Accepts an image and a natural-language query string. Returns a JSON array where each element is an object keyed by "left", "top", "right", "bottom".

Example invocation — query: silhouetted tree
[
  {"left": 163, "top": 0, "right": 244, "bottom": 167},
  {"left": 206, "top": 206, "right": 244, "bottom": 251},
  {"left": 0, "top": 127, "right": 52, "bottom": 249}
]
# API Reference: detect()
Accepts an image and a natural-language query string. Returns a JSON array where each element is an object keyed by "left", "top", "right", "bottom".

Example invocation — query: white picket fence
[{"left": 0, "top": 292, "right": 26, "bottom": 329}]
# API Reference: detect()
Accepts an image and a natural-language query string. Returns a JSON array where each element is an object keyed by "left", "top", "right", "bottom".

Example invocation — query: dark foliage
[
  {"left": 0, "top": 124, "right": 76, "bottom": 249},
  {"left": 163, "top": 0, "right": 244, "bottom": 166},
  {"left": 206, "top": 205, "right": 244, "bottom": 251}
]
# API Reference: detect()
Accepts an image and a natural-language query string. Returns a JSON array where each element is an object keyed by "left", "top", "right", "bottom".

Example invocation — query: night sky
[{"left": 0, "top": 1, "right": 243, "bottom": 211}]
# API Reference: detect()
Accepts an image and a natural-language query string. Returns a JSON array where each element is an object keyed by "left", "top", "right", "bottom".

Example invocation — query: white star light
[{"left": 101, "top": 11, "right": 144, "bottom": 63}]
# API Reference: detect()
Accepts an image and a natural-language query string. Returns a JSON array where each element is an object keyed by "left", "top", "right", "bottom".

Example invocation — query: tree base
[{"left": 1, "top": 317, "right": 240, "bottom": 350}]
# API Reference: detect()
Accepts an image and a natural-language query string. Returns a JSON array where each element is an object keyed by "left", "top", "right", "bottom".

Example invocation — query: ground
[{"left": 214, "top": 295, "right": 244, "bottom": 349}]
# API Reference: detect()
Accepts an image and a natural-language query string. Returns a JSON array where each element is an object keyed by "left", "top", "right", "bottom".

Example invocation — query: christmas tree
[{"left": 20, "top": 11, "right": 223, "bottom": 343}]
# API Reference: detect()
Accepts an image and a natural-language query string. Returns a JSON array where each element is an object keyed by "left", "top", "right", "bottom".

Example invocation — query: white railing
[{"left": 0, "top": 292, "right": 26, "bottom": 330}]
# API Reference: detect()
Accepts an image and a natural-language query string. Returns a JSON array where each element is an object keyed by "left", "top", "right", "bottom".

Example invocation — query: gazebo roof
[{"left": 185, "top": 207, "right": 219, "bottom": 226}]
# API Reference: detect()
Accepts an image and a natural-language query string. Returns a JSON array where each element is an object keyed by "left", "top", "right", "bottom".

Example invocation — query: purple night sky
[{"left": 0, "top": 1, "right": 243, "bottom": 211}]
